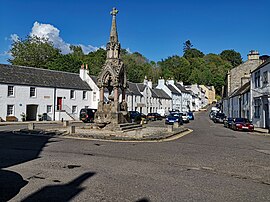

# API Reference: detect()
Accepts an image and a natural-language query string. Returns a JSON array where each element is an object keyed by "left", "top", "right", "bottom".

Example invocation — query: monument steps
[{"left": 118, "top": 123, "right": 143, "bottom": 132}]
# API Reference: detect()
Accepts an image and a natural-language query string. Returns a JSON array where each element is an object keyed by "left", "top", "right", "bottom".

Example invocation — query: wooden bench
[{"left": 6, "top": 116, "right": 18, "bottom": 122}]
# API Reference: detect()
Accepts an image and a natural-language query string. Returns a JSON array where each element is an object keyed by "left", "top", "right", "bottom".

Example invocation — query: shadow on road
[
  {"left": 0, "top": 130, "right": 53, "bottom": 202},
  {"left": 21, "top": 172, "right": 95, "bottom": 202}
]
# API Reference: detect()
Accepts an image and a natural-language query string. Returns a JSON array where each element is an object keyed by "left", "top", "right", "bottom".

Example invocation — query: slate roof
[
  {"left": 231, "top": 82, "right": 250, "bottom": 97},
  {"left": 153, "top": 88, "right": 171, "bottom": 99},
  {"left": 0, "top": 64, "right": 92, "bottom": 90},
  {"left": 127, "top": 82, "right": 143, "bottom": 96},
  {"left": 251, "top": 58, "right": 270, "bottom": 73},
  {"left": 149, "top": 88, "right": 159, "bottom": 98},
  {"left": 137, "top": 83, "right": 146, "bottom": 92},
  {"left": 175, "top": 83, "right": 190, "bottom": 93},
  {"left": 90, "top": 75, "right": 98, "bottom": 84},
  {"left": 167, "top": 84, "right": 181, "bottom": 95}
]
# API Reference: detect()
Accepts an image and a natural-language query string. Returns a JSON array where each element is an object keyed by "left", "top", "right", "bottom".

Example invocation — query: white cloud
[
  {"left": 30, "top": 21, "right": 71, "bottom": 54},
  {"left": 29, "top": 21, "right": 102, "bottom": 54}
]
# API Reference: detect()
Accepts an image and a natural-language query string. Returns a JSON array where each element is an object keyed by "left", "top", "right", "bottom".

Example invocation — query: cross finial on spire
[{"left": 110, "top": 7, "right": 119, "bottom": 17}]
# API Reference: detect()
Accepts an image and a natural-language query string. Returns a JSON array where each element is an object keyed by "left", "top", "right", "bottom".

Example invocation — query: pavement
[
  {"left": 254, "top": 127, "right": 270, "bottom": 134},
  {"left": 1, "top": 110, "right": 270, "bottom": 201}
]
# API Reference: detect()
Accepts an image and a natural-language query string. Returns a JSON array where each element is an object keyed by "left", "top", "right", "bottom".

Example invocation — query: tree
[
  {"left": 8, "top": 36, "right": 61, "bottom": 69},
  {"left": 183, "top": 48, "right": 204, "bottom": 61},
  {"left": 220, "top": 50, "right": 243, "bottom": 68},
  {"left": 46, "top": 54, "right": 82, "bottom": 73},
  {"left": 183, "top": 40, "right": 193, "bottom": 52},
  {"left": 83, "top": 48, "right": 107, "bottom": 76}
]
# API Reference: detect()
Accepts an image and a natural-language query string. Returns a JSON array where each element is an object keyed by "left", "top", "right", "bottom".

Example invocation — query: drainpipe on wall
[{"left": 53, "top": 87, "right": 56, "bottom": 121}]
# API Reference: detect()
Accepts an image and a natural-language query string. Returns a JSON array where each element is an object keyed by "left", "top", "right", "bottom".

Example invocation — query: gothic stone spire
[
  {"left": 107, "top": 7, "right": 121, "bottom": 59},
  {"left": 110, "top": 7, "right": 119, "bottom": 43}
]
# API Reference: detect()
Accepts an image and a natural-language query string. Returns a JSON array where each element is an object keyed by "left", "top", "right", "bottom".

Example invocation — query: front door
[
  {"left": 26, "top": 105, "right": 38, "bottom": 121},
  {"left": 57, "top": 97, "right": 62, "bottom": 110}
]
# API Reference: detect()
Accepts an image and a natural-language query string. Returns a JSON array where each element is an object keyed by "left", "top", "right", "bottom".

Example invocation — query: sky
[{"left": 0, "top": 0, "right": 270, "bottom": 64}]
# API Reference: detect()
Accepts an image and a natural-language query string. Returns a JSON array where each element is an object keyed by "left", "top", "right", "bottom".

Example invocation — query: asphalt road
[{"left": 0, "top": 111, "right": 270, "bottom": 202}]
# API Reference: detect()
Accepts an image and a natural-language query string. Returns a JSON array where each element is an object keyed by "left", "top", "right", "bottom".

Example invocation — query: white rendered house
[
  {"left": 0, "top": 64, "right": 92, "bottom": 121},
  {"left": 250, "top": 60, "right": 270, "bottom": 129}
]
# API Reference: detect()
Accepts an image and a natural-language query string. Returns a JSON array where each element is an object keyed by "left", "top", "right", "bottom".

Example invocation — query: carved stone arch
[{"left": 99, "top": 69, "right": 115, "bottom": 95}]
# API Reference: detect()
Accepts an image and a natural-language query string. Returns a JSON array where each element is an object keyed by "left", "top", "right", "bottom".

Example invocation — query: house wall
[
  {"left": 251, "top": 63, "right": 270, "bottom": 128},
  {"left": 241, "top": 92, "right": 250, "bottom": 120},
  {"left": 80, "top": 69, "right": 100, "bottom": 109},
  {"left": 231, "top": 96, "right": 240, "bottom": 118},
  {"left": 228, "top": 59, "right": 260, "bottom": 96},
  {"left": 0, "top": 83, "right": 91, "bottom": 121}
]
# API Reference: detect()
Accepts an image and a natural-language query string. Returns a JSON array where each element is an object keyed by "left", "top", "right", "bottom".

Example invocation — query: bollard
[
  {"left": 167, "top": 125, "right": 173, "bottom": 132},
  {"left": 63, "top": 120, "right": 69, "bottom": 127},
  {"left": 28, "top": 123, "right": 35, "bottom": 130},
  {"left": 173, "top": 122, "right": 179, "bottom": 128},
  {"left": 69, "top": 125, "right": 76, "bottom": 134}
]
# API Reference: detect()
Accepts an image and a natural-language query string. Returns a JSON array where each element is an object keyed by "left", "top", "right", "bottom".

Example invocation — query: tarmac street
[{"left": 0, "top": 111, "right": 270, "bottom": 201}]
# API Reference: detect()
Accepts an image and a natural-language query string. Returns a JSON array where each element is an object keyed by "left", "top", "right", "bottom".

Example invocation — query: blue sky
[{"left": 0, "top": 0, "right": 269, "bottom": 64}]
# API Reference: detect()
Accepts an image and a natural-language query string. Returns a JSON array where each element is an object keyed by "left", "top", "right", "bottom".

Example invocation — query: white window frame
[
  {"left": 47, "top": 105, "right": 52, "bottom": 113},
  {"left": 7, "top": 86, "right": 14, "bottom": 97},
  {"left": 7, "top": 105, "right": 14, "bottom": 116},
  {"left": 83, "top": 91, "right": 87, "bottom": 100},
  {"left": 254, "top": 71, "right": 261, "bottom": 88},
  {"left": 93, "top": 92, "right": 97, "bottom": 101},
  {"left": 254, "top": 98, "right": 261, "bottom": 118},
  {"left": 262, "top": 71, "right": 268, "bottom": 86},
  {"left": 72, "top": 105, "right": 77, "bottom": 114},
  {"left": 70, "top": 90, "right": 75, "bottom": 99},
  {"left": 30, "top": 87, "right": 36, "bottom": 97}
]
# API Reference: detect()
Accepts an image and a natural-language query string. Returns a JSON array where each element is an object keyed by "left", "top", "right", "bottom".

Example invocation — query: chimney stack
[{"left": 248, "top": 50, "right": 260, "bottom": 61}]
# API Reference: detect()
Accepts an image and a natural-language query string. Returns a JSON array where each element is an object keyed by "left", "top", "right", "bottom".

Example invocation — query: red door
[{"left": 57, "top": 97, "right": 62, "bottom": 110}]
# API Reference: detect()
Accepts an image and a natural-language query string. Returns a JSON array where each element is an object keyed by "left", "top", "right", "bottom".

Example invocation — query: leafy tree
[
  {"left": 158, "top": 56, "right": 190, "bottom": 81},
  {"left": 46, "top": 54, "right": 82, "bottom": 73},
  {"left": 83, "top": 48, "right": 107, "bottom": 76},
  {"left": 183, "top": 40, "right": 193, "bottom": 52},
  {"left": 220, "top": 49, "right": 243, "bottom": 68},
  {"left": 8, "top": 36, "right": 61, "bottom": 69},
  {"left": 183, "top": 48, "right": 204, "bottom": 61},
  {"left": 70, "top": 45, "right": 84, "bottom": 60}
]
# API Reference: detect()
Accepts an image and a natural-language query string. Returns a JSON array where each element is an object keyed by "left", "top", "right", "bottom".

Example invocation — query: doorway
[
  {"left": 57, "top": 97, "right": 63, "bottom": 110},
  {"left": 26, "top": 105, "right": 38, "bottom": 121}
]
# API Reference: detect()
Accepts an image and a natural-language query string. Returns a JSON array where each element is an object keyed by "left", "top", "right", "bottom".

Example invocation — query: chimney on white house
[
  {"left": 143, "top": 76, "right": 148, "bottom": 86},
  {"left": 178, "top": 81, "right": 184, "bottom": 86},
  {"left": 158, "top": 78, "right": 165, "bottom": 87},
  {"left": 80, "top": 63, "right": 89, "bottom": 81},
  {"left": 248, "top": 50, "right": 260, "bottom": 61},
  {"left": 148, "top": 79, "right": 153, "bottom": 89},
  {"left": 166, "top": 79, "right": 174, "bottom": 85}
]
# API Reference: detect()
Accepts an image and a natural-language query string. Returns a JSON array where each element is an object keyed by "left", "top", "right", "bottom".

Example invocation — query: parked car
[
  {"left": 231, "top": 118, "right": 254, "bottom": 132},
  {"left": 187, "top": 112, "right": 194, "bottom": 120},
  {"left": 165, "top": 113, "right": 183, "bottom": 125},
  {"left": 147, "top": 113, "right": 162, "bottom": 121},
  {"left": 80, "top": 108, "right": 97, "bottom": 123},
  {"left": 213, "top": 113, "right": 225, "bottom": 123},
  {"left": 129, "top": 111, "right": 141, "bottom": 122},
  {"left": 180, "top": 112, "right": 190, "bottom": 123},
  {"left": 224, "top": 117, "right": 234, "bottom": 128},
  {"left": 209, "top": 111, "right": 218, "bottom": 120}
]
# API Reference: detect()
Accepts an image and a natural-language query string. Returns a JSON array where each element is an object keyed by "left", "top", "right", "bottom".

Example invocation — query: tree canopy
[
  {"left": 220, "top": 49, "right": 243, "bottom": 68},
  {"left": 8, "top": 36, "right": 243, "bottom": 96}
]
